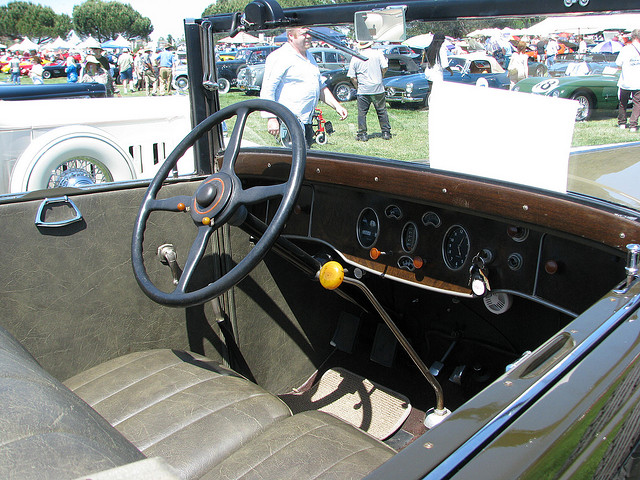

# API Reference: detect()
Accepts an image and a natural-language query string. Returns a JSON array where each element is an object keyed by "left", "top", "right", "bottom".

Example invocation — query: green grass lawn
[
  {"left": 3, "top": 72, "right": 638, "bottom": 163},
  {"left": 219, "top": 89, "right": 639, "bottom": 162}
]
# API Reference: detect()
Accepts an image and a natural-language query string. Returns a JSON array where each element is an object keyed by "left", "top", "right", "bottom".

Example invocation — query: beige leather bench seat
[{"left": 1, "top": 324, "right": 394, "bottom": 480}]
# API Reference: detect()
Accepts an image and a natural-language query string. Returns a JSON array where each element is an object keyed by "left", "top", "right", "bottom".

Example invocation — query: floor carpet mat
[{"left": 280, "top": 367, "right": 411, "bottom": 440}]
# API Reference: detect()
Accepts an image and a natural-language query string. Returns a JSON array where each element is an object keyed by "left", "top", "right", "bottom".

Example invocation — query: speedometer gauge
[
  {"left": 357, "top": 207, "right": 380, "bottom": 248},
  {"left": 442, "top": 225, "right": 470, "bottom": 270}
]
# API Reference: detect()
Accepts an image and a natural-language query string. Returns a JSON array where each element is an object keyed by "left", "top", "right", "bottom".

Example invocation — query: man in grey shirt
[{"left": 348, "top": 41, "right": 391, "bottom": 141}]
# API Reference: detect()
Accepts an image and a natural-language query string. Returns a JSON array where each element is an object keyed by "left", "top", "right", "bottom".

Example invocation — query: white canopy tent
[
  {"left": 8, "top": 37, "right": 39, "bottom": 52},
  {"left": 76, "top": 36, "right": 101, "bottom": 49},
  {"left": 467, "top": 27, "right": 524, "bottom": 38},
  {"left": 524, "top": 13, "right": 640, "bottom": 36},
  {"left": 219, "top": 32, "right": 261, "bottom": 44},
  {"left": 101, "top": 34, "right": 130, "bottom": 49},
  {"left": 47, "top": 37, "right": 73, "bottom": 50}
]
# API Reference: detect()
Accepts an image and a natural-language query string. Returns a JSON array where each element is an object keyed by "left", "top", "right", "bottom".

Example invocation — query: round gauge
[
  {"left": 401, "top": 222, "right": 418, "bottom": 253},
  {"left": 356, "top": 207, "right": 380, "bottom": 249},
  {"left": 442, "top": 225, "right": 470, "bottom": 271}
]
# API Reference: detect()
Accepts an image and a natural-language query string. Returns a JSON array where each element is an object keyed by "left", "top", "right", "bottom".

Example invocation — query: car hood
[{"left": 384, "top": 73, "right": 426, "bottom": 88}]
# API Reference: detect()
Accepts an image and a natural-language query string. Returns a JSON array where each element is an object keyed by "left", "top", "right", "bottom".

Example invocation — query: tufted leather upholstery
[
  {"left": 0, "top": 324, "right": 394, "bottom": 480},
  {"left": 65, "top": 349, "right": 293, "bottom": 479}
]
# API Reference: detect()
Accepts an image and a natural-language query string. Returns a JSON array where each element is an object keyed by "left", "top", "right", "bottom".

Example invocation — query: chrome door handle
[{"left": 35, "top": 196, "right": 83, "bottom": 228}]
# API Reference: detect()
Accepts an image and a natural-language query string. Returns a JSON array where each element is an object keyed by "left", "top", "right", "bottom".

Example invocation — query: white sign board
[{"left": 429, "top": 81, "right": 578, "bottom": 193}]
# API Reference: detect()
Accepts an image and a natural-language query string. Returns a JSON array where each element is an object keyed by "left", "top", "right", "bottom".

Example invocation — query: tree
[
  {"left": 202, "top": 0, "right": 351, "bottom": 17},
  {"left": 73, "top": 0, "right": 153, "bottom": 42},
  {"left": 0, "top": 1, "right": 72, "bottom": 43}
]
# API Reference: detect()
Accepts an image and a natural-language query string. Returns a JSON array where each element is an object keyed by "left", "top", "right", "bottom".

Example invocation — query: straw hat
[{"left": 84, "top": 54, "right": 101, "bottom": 65}]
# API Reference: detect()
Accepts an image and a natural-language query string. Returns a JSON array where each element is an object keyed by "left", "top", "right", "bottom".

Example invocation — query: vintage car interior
[{"left": 3, "top": 0, "right": 640, "bottom": 479}]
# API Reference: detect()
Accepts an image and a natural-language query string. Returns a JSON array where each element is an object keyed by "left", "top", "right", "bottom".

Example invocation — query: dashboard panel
[
  {"left": 239, "top": 152, "right": 629, "bottom": 316},
  {"left": 264, "top": 183, "right": 624, "bottom": 315}
]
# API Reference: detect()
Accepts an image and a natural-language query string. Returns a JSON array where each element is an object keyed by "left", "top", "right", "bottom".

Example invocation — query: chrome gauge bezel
[
  {"left": 356, "top": 207, "right": 380, "bottom": 249},
  {"left": 442, "top": 224, "right": 471, "bottom": 271}
]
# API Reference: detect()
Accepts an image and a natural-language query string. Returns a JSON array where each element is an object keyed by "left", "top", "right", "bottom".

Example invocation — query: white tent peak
[{"left": 8, "top": 37, "right": 39, "bottom": 52}]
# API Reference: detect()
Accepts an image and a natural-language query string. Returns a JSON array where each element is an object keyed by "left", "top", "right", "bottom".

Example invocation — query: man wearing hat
[
  {"left": 158, "top": 45, "right": 175, "bottom": 95},
  {"left": 347, "top": 41, "right": 391, "bottom": 141}
]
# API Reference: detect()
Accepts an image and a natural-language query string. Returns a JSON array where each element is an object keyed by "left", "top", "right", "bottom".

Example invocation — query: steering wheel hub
[{"left": 192, "top": 173, "right": 232, "bottom": 221}]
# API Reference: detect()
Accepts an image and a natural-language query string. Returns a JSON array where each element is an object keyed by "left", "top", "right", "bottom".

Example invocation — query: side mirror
[{"left": 354, "top": 6, "right": 407, "bottom": 42}]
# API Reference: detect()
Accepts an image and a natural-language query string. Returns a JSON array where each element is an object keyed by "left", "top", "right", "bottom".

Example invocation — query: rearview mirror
[{"left": 354, "top": 6, "right": 407, "bottom": 42}]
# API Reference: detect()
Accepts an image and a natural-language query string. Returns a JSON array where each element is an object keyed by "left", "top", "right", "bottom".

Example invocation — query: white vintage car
[{"left": 0, "top": 96, "right": 194, "bottom": 195}]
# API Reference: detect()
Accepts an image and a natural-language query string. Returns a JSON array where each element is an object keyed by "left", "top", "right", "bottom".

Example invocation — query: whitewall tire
[{"left": 10, "top": 125, "right": 136, "bottom": 193}]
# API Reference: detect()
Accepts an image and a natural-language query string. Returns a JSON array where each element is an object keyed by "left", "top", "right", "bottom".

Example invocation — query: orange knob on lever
[
  {"left": 319, "top": 261, "right": 344, "bottom": 290},
  {"left": 370, "top": 247, "right": 383, "bottom": 260}
]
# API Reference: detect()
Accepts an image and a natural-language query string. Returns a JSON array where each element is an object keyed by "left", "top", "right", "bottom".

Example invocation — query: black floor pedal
[
  {"left": 370, "top": 322, "right": 397, "bottom": 367},
  {"left": 330, "top": 312, "right": 360, "bottom": 353}
]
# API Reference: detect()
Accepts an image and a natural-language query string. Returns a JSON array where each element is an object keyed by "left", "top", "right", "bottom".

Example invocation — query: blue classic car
[
  {"left": 384, "top": 53, "right": 510, "bottom": 107},
  {"left": 0, "top": 82, "right": 107, "bottom": 100}
]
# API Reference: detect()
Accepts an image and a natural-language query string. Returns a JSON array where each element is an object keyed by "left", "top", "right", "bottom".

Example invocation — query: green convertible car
[{"left": 513, "top": 69, "right": 623, "bottom": 121}]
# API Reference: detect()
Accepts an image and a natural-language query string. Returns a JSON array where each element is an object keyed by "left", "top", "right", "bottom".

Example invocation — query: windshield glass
[
  {"left": 215, "top": 18, "right": 640, "bottom": 210},
  {"left": 234, "top": 49, "right": 252, "bottom": 61},
  {"left": 2, "top": 9, "right": 640, "bottom": 213}
]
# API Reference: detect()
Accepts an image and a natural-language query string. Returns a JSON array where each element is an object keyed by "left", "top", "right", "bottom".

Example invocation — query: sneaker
[
  {"left": 382, "top": 132, "right": 392, "bottom": 140},
  {"left": 619, "top": 124, "right": 627, "bottom": 129},
  {"left": 356, "top": 133, "right": 368, "bottom": 142},
  {"left": 631, "top": 127, "right": 638, "bottom": 133}
]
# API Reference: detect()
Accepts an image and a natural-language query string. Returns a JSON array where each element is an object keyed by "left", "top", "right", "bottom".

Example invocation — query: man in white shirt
[
  {"left": 348, "top": 41, "right": 391, "bottom": 141},
  {"left": 616, "top": 29, "right": 640, "bottom": 131},
  {"left": 261, "top": 27, "right": 347, "bottom": 147},
  {"left": 545, "top": 37, "right": 559, "bottom": 67}
]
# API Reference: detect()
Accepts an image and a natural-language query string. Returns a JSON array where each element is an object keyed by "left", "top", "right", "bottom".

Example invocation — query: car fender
[{"left": 9, "top": 125, "right": 136, "bottom": 193}]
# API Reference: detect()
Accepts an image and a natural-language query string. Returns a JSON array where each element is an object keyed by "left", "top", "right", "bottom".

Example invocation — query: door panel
[{"left": 1, "top": 181, "right": 224, "bottom": 381}]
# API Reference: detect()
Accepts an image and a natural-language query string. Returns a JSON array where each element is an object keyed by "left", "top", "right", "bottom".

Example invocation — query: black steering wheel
[{"left": 132, "top": 99, "right": 306, "bottom": 307}]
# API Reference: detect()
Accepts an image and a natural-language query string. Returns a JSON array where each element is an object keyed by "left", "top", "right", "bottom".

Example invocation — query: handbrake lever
[{"left": 318, "top": 261, "right": 451, "bottom": 428}]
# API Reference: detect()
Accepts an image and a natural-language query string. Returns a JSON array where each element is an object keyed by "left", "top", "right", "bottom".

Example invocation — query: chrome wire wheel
[{"left": 47, "top": 157, "right": 112, "bottom": 188}]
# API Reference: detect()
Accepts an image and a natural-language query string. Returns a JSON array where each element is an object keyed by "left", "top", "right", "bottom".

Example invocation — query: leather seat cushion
[
  {"left": 65, "top": 349, "right": 292, "bottom": 479},
  {"left": 205, "top": 410, "right": 396, "bottom": 480},
  {"left": 0, "top": 325, "right": 144, "bottom": 480}
]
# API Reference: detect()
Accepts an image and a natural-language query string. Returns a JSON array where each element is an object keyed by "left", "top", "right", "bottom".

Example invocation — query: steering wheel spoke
[
  {"left": 220, "top": 105, "right": 250, "bottom": 175},
  {"left": 147, "top": 195, "right": 193, "bottom": 212},
  {"left": 175, "top": 225, "right": 214, "bottom": 293},
  {"left": 132, "top": 99, "right": 306, "bottom": 307},
  {"left": 238, "top": 183, "right": 287, "bottom": 205}
]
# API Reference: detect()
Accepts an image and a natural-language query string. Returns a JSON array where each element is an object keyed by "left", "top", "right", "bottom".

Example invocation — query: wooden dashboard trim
[
  {"left": 341, "top": 252, "right": 472, "bottom": 295},
  {"left": 235, "top": 151, "right": 640, "bottom": 252}
]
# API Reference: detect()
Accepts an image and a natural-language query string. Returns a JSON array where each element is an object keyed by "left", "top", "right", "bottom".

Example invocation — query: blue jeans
[
  {"left": 10, "top": 71, "right": 20, "bottom": 84},
  {"left": 280, "top": 121, "right": 314, "bottom": 148}
]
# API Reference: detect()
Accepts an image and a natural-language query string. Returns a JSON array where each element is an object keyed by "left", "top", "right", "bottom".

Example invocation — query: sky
[{"left": 0, "top": 0, "right": 215, "bottom": 41}]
